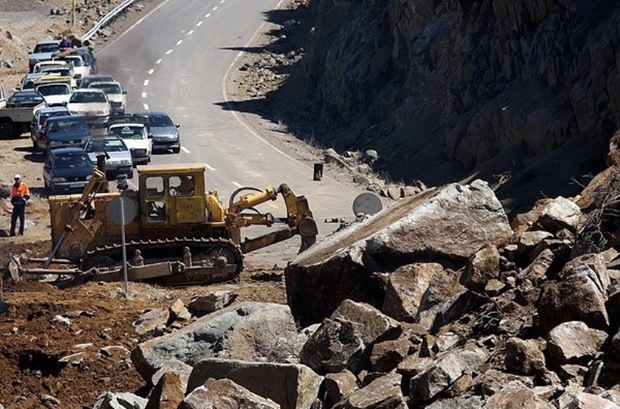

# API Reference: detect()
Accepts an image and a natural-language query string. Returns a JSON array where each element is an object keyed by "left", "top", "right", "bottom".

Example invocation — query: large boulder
[
  {"left": 460, "top": 245, "right": 501, "bottom": 292},
  {"left": 145, "top": 372, "right": 185, "bottom": 409},
  {"left": 187, "top": 359, "right": 322, "bottom": 409},
  {"left": 324, "top": 370, "right": 359, "bottom": 407},
  {"left": 504, "top": 337, "right": 546, "bottom": 376},
  {"left": 181, "top": 378, "right": 280, "bottom": 409},
  {"left": 131, "top": 302, "right": 301, "bottom": 382},
  {"left": 538, "top": 254, "right": 610, "bottom": 330},
  {"left": 286, "top": 180, "right": 512, "bottom": 326}
]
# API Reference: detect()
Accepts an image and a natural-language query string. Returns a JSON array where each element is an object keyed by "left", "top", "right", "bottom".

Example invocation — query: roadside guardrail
[{"left": 82, "top": 0, "right": 137, "bottom": 43}]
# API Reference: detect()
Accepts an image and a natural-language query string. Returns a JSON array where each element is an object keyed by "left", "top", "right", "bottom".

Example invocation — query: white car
[
  {"left": 32, "top": 60, "right": 71, "bottom": 74},
  {"left": 35, "top": 82, "right": 71, "bottom": 106},
  {"left": 61, "top": 55, "right": 91, "bottom": 85},
  {"left": 67, "top": 89, "right": 110, "bottom": 121},
  {"left": 108, "top": 122, "right": 152, "bottom": 164},
  {"left": 88, "top": 81, "right": 126, "bottom": 114}
]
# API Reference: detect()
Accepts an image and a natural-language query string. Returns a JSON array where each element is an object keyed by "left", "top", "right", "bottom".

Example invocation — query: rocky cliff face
[{"left": 293, "top": 0, "right": 620, "bottom": 212}]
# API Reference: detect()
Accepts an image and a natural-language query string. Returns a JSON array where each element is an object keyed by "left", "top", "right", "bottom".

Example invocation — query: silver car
[{"left": 84, "top": 135, "right": 134, "bottom": 179}]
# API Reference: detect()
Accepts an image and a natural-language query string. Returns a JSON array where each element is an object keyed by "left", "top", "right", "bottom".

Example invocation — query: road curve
[{"left": 95, "top": 0, "right": 364, "bottom": 255}]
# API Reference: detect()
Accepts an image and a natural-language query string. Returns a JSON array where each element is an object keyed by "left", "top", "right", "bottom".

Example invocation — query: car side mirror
[
  {"left": 148, "top": 134, "right": 153, "bottom": 139},
  {"left": 176, "top": 124, "right": 180, "bottom": 128},
  {"left": 123, "top": 91, "right": 127, "bottom": 94}
]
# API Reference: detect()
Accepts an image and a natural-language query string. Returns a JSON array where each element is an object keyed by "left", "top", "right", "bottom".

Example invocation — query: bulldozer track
[{"left": 81, "top": 236, "right": 244, "bottom": 285}]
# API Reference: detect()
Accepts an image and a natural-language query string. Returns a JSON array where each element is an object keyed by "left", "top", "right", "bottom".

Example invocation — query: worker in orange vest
[{"left": 10, "top": 174, "right": 30, "bottom": 236}]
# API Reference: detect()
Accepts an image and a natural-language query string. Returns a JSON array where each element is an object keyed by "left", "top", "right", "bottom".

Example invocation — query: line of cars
[{"left": 1, "top": 38, "right": 183, "bottom": 195}]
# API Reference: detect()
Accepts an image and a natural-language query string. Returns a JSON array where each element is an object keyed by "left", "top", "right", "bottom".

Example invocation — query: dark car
[
  {"left": 67, "top": 47, "right": 98, "bottom": 75},
  {"left": 40, "top": 115, "right": 91, "bottom": 153},
  {"left": 6, "top": 90, "right": 46, "bottom": 108},
  {"left": 43, "top": 148, "right": 94, "bottom": 195},
  {"left": 31, "top": 105, "right": 71, "bottom": 150},
  {"left": 132, "top": 111, "right": 180, "bottom": 153},
  {"left": 79, "top": 74, "right": 115, "bottom": 89}
]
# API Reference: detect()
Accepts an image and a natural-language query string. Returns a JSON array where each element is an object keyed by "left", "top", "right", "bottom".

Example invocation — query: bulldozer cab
[{"left": 137, "top": 163, "right": 207, "bottom": 225}]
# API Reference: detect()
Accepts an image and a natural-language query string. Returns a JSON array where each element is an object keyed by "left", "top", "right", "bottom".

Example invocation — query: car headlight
[
  {"left": 52, "top": 177, "right": 67, "bottom": 182},
  {"left": 86, "top": 175, "right": 92, "bottom": 180}
]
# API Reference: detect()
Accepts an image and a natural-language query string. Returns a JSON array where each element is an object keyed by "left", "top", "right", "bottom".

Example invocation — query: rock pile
[{"left": 89, "top": 165, "right": 620, "bottom": 408}]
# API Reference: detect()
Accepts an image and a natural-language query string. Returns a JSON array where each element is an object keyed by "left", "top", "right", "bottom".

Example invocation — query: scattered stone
[
  {"left": 133, "top": 308, "right": 169, "bottom": 338},
  {"left": 334, "top": 371, "right": 405, "bottom": 409},
  {"left": 188, "top": 290, "right": 236, "bottom": 317},
  {"left": 409, "top": 345, "right": 488, "bottom": 402},
  {"left": 484, "top": 381, "right": 554, "bottom": 408},
  {"left": 504, "top": 337, "right": 546, "bottom": 376},
  {"left": 331, "top": 300, "right": 402, "bottom": 345},
  {"left": 92, "top": 392, "right": 147, "bottom": 409},
  {"left": 40, "top": 394, "right": 59, "bottom": 405},
  {"left": 100, "top": 346, "right": 130, "bottom": 360},
  {"left": 324, "top": 370, "right": 359, "bottom": 407},
  {"left": 518, "top": 231, "right": 554, "bottom": 259},
  {"left": 547, "top": 321, "right": 608, "bottom": 365},
  {"left": 58, "top": 352, "right": 88, "bottom": 366},
  {"left": 382, "top": 263, "right": 443, "bottom": 322},
  {"left": 538, "top": 197, "right": 582, "bottom": 233},
  {"left": 568, "top": 392, "right": 620, "bottom": 408},
  {"left": 145, "top": 371, "right": 185, "bottom": 409},
  {"left": 424, "top": 396, "right": 484, "bottom": 408},
  {"left": 460, "top": 244, "right": 501, "bottom": 291},
  {"left": 169, "top": 299, "right": 191, "bottom": 323},
  {"left": 151, "top": 358, "right": 192, "bottom": 389},
  {"left": 370, "top": 336, "right": 411, "bottom": 372},
  {"left": 187, "top": 359, "right": 322, "bottom": 409}
]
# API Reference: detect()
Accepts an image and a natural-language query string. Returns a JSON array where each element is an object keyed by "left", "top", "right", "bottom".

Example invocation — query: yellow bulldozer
[{"left": 16, "top": 163, "right": 318, "bottom": 286}]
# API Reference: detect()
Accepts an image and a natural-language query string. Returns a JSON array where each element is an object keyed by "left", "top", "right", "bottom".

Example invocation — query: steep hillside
[{"left": 261, "top": 0, "right": 620, "bottom": 214}]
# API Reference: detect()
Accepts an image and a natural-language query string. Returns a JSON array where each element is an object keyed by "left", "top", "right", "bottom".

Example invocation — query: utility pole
[{"left": 72, "top": 0, "right": 76, "bottom": 27}]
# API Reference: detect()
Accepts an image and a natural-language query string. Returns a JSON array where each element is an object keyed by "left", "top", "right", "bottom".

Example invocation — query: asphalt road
[{"left": 95, "top": 0, "right": 364, "bottom": 259}]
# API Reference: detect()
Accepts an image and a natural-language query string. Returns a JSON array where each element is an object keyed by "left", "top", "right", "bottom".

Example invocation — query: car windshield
[
  {"left": 70, "top": 92, "right": 106, "bottom": 103},
  {"left": 33, "top": 43, "right": 58, "bottom": 53},
  {"left": 147, "top": 115, "right": 174, "bottom": 127},
  {"left": 87, "top": 139, "right": 127, "bottom": 152},
  {"left": 64, "top": 57, "right": 82, "bottom": 67},
  {"left": 49, "top": 118, "right": 88, "bottom": 132},
  {"left": 41, "top": 111, "right": 68, "bottom": 124},
  {"left": 44, "top": 69, "right": 71, "bottom": 77},
  {"left": 83, "top": 77, "right": 113, "bottom": 87},
  {"left": 55, "top": 154, "right": 92, "bottom": 169},
  {"left": 8, "top": 93, "right": 44, "bottom": 105},
  {"left": 38, "top": 84, "right": 69, "bottom": 96},
  {"left": 109, "top": 126, "right": 144, "bottom": 140},
  {"left": 91, "top": 83, "right": 121, "bottom": 94}
]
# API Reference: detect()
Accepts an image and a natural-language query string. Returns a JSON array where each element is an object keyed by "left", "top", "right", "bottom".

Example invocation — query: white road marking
[
  {"left": 204, "top": 163, "right": 216, "bottom": 171},
  {"left": 141, "top": 92, "right": 147, "bottom": 98},
  {"left": 212, "top": 6, "right": 218, "bottom": 11},
  {"left": 196, "top": 21, "right": 203, "bottom": 26},
  {"left": 155, "top": 58, "right": 162, "bottom": 64},
  {"left": 143, "top": 103, "right": 149, "bottom": 110},
  {"left": 143, "top": 80, "right": 149, "bottom": 86},
  {"left": 220, "top": 0, "right": 225, "bottom": 3},
  {"left": 205, "top": 13, "right": 211, "bottom": 18},
  {"left": 148, "top": 68, "right": 154, "bottom": 75},
  {"left": 187, "top": 30, "right": 194, "bottom": 35},
  {"left": 181, "top": 146, "right": 191, "bottom": 153},
  {"left": 176, "top": 39, "right": 183, "bottom": 45},
  {"left": 232, "top": 181, "right": 243, "bottom": 188},
  {"left": 166, "top": 49, "right": 173, "bottom": 55}
]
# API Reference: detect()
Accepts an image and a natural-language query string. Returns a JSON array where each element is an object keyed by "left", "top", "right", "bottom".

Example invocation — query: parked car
[
  {"left": 35, "top": 82, "right": 71, "bottom": 106},
  {"left": 108, "top": 122, "right": 152, "bottom": 164},
  {"left": 6, "top": 90, "right": 46, "bottom": 108},
  {"left": 79, "top": 74, "right": 115, "bottom": 89},
  {"left": 85, "top": 135, "right": 134, "bottom": 179},
  {"left": 28, "top": 39, "right": 61, "bottom": 72},
  {"left": 19, "top": 73, "right": 48, "bottom": 91},
  {"left": 67, "top": 89, "right": 110, "bottom": 121},
  {"left": 43, "top": 148, "right": 94, "bottom": 195},
  {"left": 31, "top": 105, "right": 71, "bottom": 149},
  {"left": 132, "top": 111, "right": 181, "bottom": 153},
  {"left": 39, "top": 115, "right": 91, "bottom": 153},
  {"left": 88, "top": 81, "right": 126, "bottom": 114}
]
